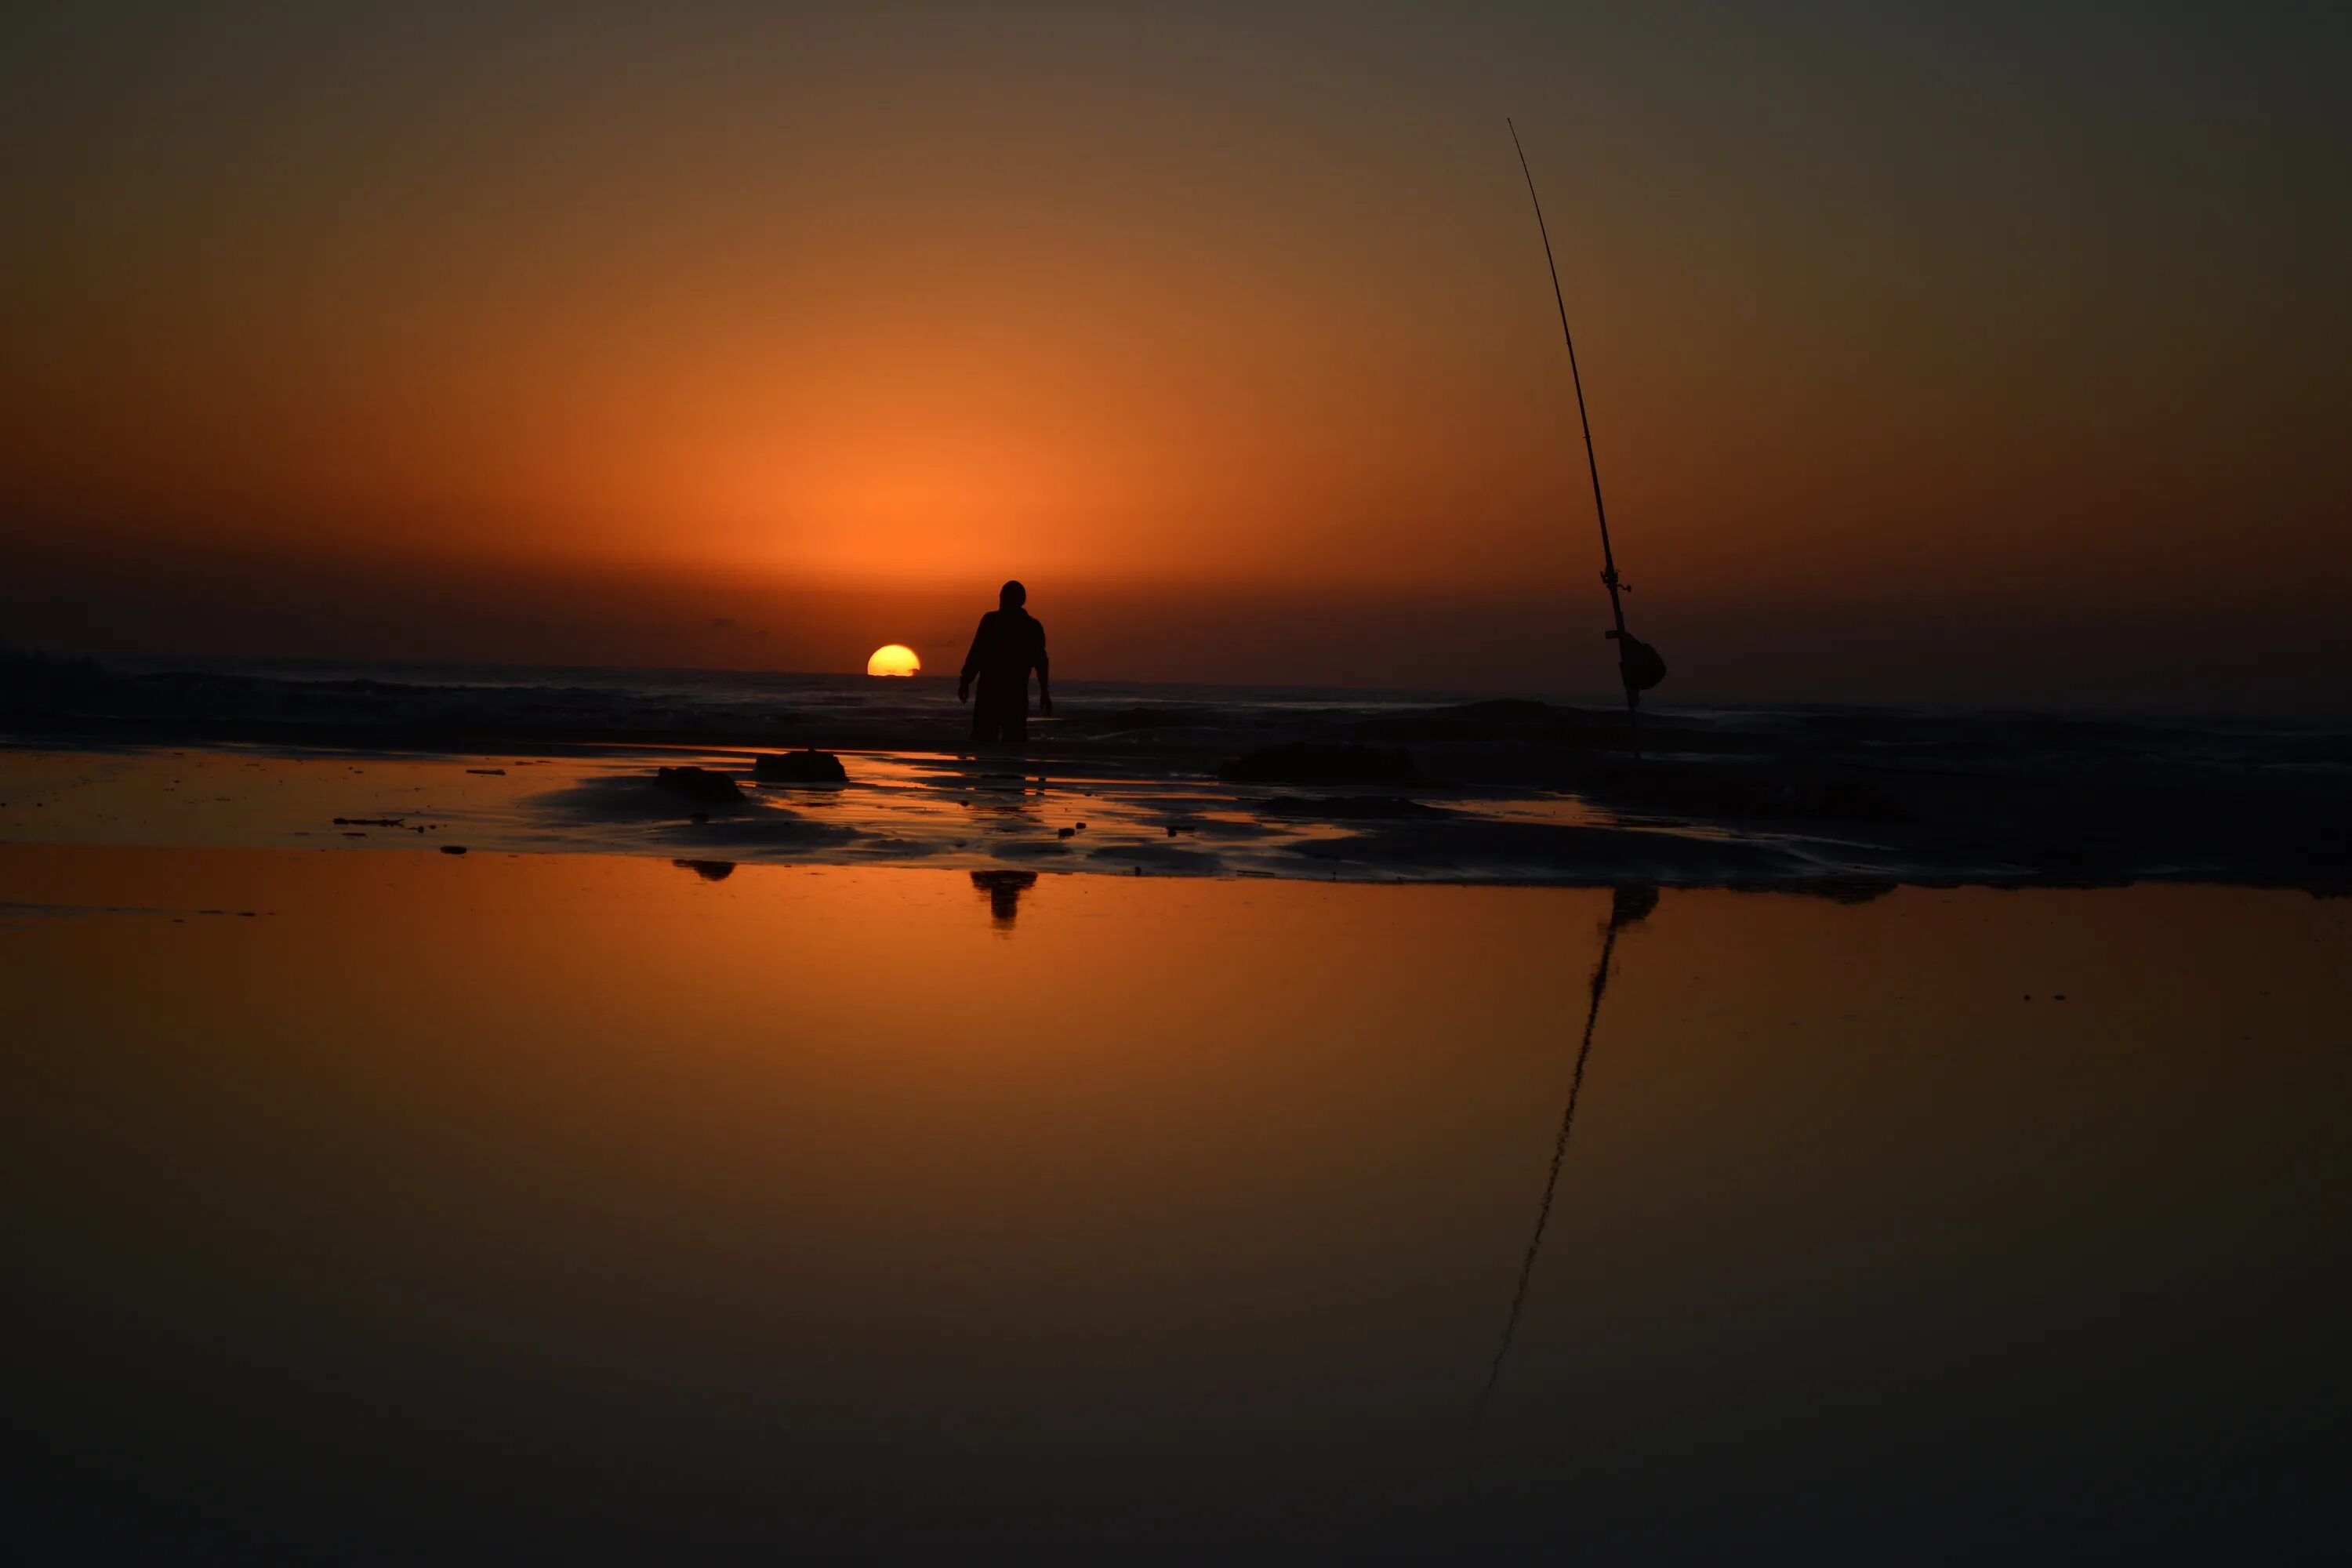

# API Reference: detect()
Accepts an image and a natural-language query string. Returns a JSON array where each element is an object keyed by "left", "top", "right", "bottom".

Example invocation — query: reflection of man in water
[
  {"left": 970, "top": 869, "right": 1038, "bottom": 929},
  {"left": 958, "top": 579, "right": 1052, "bottom": 743}
]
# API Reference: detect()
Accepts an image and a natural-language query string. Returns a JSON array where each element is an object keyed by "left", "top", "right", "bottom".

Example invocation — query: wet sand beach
[{"left": 7, "top": 845, "right": 2345, "bottom": 1555}]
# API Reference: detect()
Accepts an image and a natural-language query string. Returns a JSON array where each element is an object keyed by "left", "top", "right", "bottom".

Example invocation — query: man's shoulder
[{"left": 978, "top": 607, "right": 1041, "bottom": 641}]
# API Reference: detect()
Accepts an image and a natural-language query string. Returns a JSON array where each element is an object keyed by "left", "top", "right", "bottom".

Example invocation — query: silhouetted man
[{"left": 959, "top": 579, "right": 1052, "bottom": 743}]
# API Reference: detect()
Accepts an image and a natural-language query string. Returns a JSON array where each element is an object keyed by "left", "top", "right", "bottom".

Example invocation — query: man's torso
[{"left": 972, "top": 610, "right": 1044, "bottom": 684}]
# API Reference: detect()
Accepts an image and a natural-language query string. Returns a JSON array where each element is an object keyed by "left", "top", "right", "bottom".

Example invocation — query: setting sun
[{"left": 866, "top": 644, "right": 921, "bottom": 677}]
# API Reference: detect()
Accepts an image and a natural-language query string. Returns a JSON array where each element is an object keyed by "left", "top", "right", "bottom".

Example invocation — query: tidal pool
[{"left": 5, "top": 847, "right": 2344, "bottom": 1555}]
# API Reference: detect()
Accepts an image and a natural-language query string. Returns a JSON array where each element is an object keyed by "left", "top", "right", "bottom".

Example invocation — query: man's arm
[
  {"left": 957, "top": 615, "right": 990, "bottom": 703},
  {"left": 1034, "top": 627, "right": 1052, "bottom": 717}
]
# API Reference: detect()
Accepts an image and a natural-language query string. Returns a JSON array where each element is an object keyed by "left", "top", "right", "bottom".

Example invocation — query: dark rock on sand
[
  {"left": 662, "top": 814, "right": 862, "bottom": 851},
  {"left": 1088, "top": 841, "right": 1223, "bottom": 873},
  {"left": 673, "top": 858, "right": 737, "bottom": 881},
  {"left": 655, "top": 765, "right": 744, "bottom": 804},
  {"left": 1791, "top": 880, "right": 1897, "bottom": 905},
  {"left": 1255, "top": 794, "right": 1450, "bottom": 820},
  {"left": 1340, "top": 699, "right": 1573, "bottom": 746},
  {"left": 1580, "top": 758, "right": 1911, "bottom": 822},
  {"left": 440, "top": 844, "right": 467, "bottom": 855},
  {"left": 754, "top": 750, "right": 848, "bottom": 784},
  {"left": 1221, "top": 743, "right": 1417, "bottom": 786},
  {"left": 1287, "top": 818, "right": 1810, "bottom": 883},
  {"left": 1060, "top": 705, "right": 1217, "bottom": 733}
]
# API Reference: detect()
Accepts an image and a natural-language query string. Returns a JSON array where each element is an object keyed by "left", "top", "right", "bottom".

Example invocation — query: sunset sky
[{"left": 4, "top": 2, "right": 2345, "bottom": 709}]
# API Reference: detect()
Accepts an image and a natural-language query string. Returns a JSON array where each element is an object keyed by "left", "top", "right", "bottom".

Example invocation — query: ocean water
[
  {"left": 66, "top": 652, "right": 2344, "bottom": 753},
  {"left": 74, "top": 653, "right": 1565, "bottom": 749}
]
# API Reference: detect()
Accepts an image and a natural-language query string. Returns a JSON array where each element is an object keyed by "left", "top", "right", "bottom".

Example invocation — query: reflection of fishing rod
[
  {"left": 1508, "top": 119, "right": 1666, "bottom": 759},
  {"left": 1472, "top": 884, "right": 1657, "bottom": 1428}
]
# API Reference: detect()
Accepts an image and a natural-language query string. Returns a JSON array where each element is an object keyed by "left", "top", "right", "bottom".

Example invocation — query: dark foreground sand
[
  {"left": 4, "top": 734, "right": 2347, "bottom": 890},
  {"left": 5, "top": 845, "right": 2346, "bottom": 1556}
]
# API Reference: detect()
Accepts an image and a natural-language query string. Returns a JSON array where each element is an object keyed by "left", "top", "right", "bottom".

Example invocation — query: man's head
[{"left": 999, "top": 579, "right": 1027, "bottom": 610}]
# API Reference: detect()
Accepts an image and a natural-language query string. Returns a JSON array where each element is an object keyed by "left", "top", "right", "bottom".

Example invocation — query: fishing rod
[{"left": 1507, "top": 118, "right": 1665, "bottom": 757}]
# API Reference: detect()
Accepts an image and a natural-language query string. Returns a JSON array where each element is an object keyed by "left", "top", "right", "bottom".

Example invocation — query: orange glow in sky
[{"left": 1, "top": 6, "right": 2345, "bottom": 707}]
